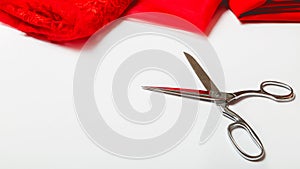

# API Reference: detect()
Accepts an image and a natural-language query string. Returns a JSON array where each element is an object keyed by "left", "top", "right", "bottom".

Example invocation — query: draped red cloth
[
  {"left": 0, "top": 0, "right": 300, "bottom": 42},
  {"left": 229, "top": 0, "right": 300, "bottom": 22},
  {"left": 0, "top": 0, "right": 132, "bottom": 42},
  {"left": 126, "top": 0, "right": 222, "bottom": 32}
]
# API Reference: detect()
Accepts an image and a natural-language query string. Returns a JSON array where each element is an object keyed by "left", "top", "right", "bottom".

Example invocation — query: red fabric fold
[
  {"left": 1, "top": 0, "right": 300, "bottom": 43},
  {"left": 229, "top": 0, "right": 300, "bottom": 22},
  {"left": 0, "top": 0, "right": 132, "bottom": 42},
  {"left": 126, "top": 0, "right": 222, "bottom": 32},
  {"left": 0, "top": 0, "right": 222, "bottom": 42}
]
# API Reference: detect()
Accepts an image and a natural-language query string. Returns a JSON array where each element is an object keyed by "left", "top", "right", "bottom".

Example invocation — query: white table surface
[{"left": 0, "top": 10, "right": 299, "bottom": 168}]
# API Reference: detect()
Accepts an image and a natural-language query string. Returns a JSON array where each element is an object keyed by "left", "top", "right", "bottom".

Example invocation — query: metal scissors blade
[
  {"left": 183, "top": 52, "right": 220, "bottom": 93},
  {"left": 183, "top": 52, "right": 222, "bottom": 143},
  {"left": 142, "top": 86, "right": 226, "bottom": 102}
]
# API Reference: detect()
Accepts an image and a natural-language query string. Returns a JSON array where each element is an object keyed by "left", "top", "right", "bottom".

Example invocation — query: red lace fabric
[
  {"left": 229, "top": 0, "right": 300, "bottom": 22},
  {"left": 0, "top": 0, "right": 132, "bottom": 42}
]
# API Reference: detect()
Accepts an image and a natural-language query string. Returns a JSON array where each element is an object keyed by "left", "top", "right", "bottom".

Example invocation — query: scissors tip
[
  {"left": 141, "top": 86, "right": 153, "bottom": 90},
  {"left": 183, "top": 51, "right": 192, "bottom": 58},
  {"left": 142, "top": 86, "right": 165, "bottom": 93}
]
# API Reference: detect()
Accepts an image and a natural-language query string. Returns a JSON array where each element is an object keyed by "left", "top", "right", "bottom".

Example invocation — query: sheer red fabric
[
  {"left": 0, "top": 0, "right": 132, "bottom": 42},
  {"left": 229, "top": 0, "right": 300, "bottom": 22}
]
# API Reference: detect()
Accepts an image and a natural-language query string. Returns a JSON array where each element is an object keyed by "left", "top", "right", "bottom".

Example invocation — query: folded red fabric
[
  {"left": 1, "top": 0, "right": 300, "bottom": 43},
  {"left": 127, "top": 0, "right": 222, "bottom": 32},
  {"left": 0, "top": 0, "right": 132, "bottom": 42},
  {"left": 229, "top": 0, "right": 300, "bottom": 22}
]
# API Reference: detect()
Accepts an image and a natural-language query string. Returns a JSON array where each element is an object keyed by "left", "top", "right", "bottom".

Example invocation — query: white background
[{"left": 0, "top": 10, "right": 300, "bottom": 168}]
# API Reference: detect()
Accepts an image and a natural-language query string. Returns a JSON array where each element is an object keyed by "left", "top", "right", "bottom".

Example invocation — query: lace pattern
[{"left": 0, "top": 0, "right": 132, "bottom": 42}]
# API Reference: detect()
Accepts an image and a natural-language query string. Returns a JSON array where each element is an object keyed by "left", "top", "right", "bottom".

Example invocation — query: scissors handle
[
  {"left": 222, "top": 106, "right": 265, "bottom": 161},
  {"left": 260, "top": 81, "right": 295, "bottom": 102},
  {"left": 232, "top": 81, "right": 295, "bottom": 103}
]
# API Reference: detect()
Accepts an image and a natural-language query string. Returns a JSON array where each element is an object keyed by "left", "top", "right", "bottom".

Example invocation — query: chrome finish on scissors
[{"left": 142, "top": 52, "right": 295, "bottom": 161}]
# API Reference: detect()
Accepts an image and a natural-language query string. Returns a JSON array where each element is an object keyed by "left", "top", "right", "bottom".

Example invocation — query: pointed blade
[
  {"left": 183, "top": 52, "right": 220, "bottom": 93},
  {"left": 142, "top": 86, "right": 225, "bottom": 102},
  {"left": 183, "top": 52, "right": 222, "bottom": 144}
]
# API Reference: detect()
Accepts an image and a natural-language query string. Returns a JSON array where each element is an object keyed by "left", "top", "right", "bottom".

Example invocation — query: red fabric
[
  {"left": 1, "top": 0, "right": 300, "bottom": 43},
  {"left": 0, "top": 0, "right": 132, "bottom": 42},
  {"left": 229, "top": 0, "right": 300, "bottom": 22},
  {"left": 127, "top": 0, "right": 222, "bottom": 32},
  {"left": 0, "top": 0, "right": 222, "bottom": 42}
]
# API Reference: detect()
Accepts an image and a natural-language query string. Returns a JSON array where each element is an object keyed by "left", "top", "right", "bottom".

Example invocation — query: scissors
[{"left": 142, "top": 52, "right": 295, "bottom": 161}]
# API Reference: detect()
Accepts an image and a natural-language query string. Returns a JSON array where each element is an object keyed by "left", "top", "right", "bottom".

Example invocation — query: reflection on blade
[{"left": 142, "top": 86, "right": 226, "bottom": 102}]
